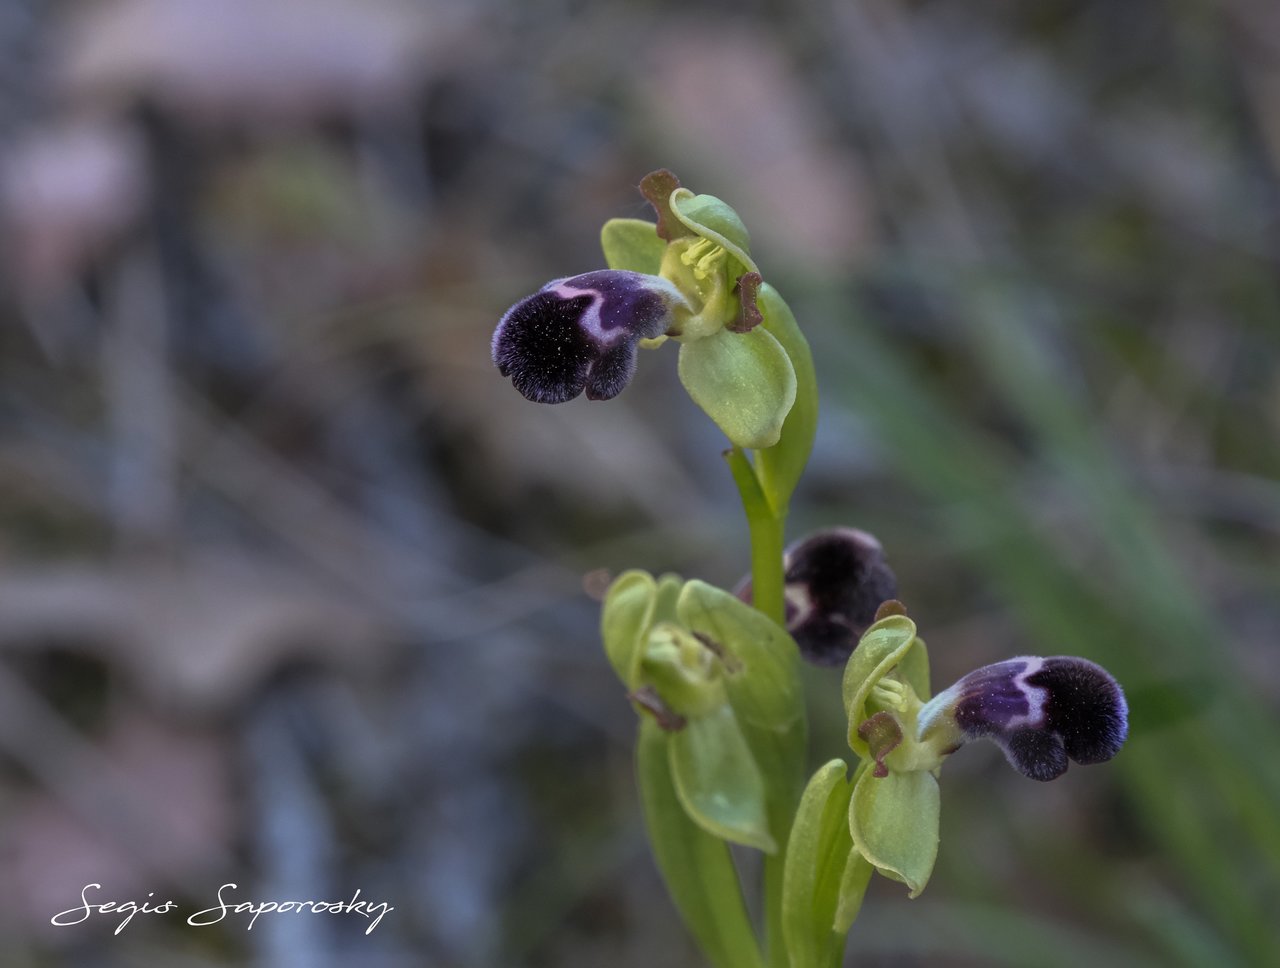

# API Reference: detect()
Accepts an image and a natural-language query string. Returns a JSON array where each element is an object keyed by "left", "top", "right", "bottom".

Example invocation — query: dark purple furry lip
[
  {"left": 492, "top": 270, "right": 686, "bottom": 403},
  {"left": 739, "top": 527, "right": 897, "bottom": 667},
  {"left": 927, "top": 656, "right": 1129, "bottom": 781}
]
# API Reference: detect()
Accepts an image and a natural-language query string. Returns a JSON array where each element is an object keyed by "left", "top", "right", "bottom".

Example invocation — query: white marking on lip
[
  {"left": 544, "top": 273, "right": 686, "bottom": 346},
  {"left": 546, "top": 282, "right": 612, "bottom": 346},
  {"left": 783, "top": 583, "right": 813, "bottom": 628},
  {"left": 1005, "top": 656, "right": 1047, "bottom": 729}
]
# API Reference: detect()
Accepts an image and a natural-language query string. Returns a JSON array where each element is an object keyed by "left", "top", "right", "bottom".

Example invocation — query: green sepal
[
  {"left": 669, "top": 188, "right": 758, "bottom": 277},
  {"left": 669, "top": 703, "right": 776, "bottom": 852},
  {"left": 782, "top": 759, "right": 856, "bottom": 968},
  {"left": 754, "top": 283, "right": 818, "bottom": 516},
  {"left": 678, "top": 327, "right": 798, "bottom": 450},
  {"left": 601, "top": 217, "right": 665, "bottom": 275},
  {"left": 842, "top": 615, "right": 926, "bottom": 757},
  {"left": 601, "top": 569, "right": 658, "bottom": 689},
  {"left": 677, "top": 579, "right": 807, "bottom": 848},
  {"left": 636, "top": 719, "right": 767, "bottom": 968},
  {"left": 849, "top": 767, "right": 940, "bottom": 898},
  {"left": 898, "top": 633, "right": 931, "bottom": 703},
  {"left": 652, "top": 572, "right": 684, "bottom": 624},
  {"left": 676, "top": 579, "right": 803, "bottom": 732}
]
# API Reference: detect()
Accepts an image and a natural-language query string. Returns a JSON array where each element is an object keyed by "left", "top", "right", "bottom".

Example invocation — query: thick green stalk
[
  {"left": 726, "top": 446, "right": 793, "bottom": 968},
  {"left": 726, "top": 448, "right": 786, "bottom": 626}
]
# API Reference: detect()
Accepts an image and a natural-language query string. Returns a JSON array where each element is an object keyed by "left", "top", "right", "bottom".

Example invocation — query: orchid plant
[{"left": 492, "top": 170, "right": 1128, "bottom": 968}]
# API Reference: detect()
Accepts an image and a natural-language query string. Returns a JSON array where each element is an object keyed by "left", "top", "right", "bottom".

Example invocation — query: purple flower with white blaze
[
  {"left": 917, "top": 656, "right": 1128, "bottom": 781},
  {"left": 492, "top": 270, "right": 689, "bottom": 404}
]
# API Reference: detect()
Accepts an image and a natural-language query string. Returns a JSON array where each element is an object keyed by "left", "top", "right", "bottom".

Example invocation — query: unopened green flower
[{"left": 600, "top": 569, "right": 806, "bottom": 854}]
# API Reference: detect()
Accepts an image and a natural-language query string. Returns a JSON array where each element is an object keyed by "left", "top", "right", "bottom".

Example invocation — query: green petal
[
  {"left": 678, "top": 327, "right": 797, "bottom": 450},
  {"left": 669, "top": 189, "right": 758, "bottom": 276},
  {"left": 841, "top": 614, "right": 925, "bottom": 758},
  {"left": 782, "top": 759, "right": 856, "bottom": 968},
  {"left": 601, "top": 569, "right": 657, "bottom": 689},
  {"left": 601, "top": 217, "right": 666, "bottom": 275},
  {"left": 636, "top": 720, "right": 767, "bottom": 968},
  {"left": 753, "top": 283, "right": 818, "bottom": 515},
  {"left": 849, "top": 767, "right": 940, "bottom": 898},
  {"left": 669, "top": 703, "right": 776, "bottom": 852}
]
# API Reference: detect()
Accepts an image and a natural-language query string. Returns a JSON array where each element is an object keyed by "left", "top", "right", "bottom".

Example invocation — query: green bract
[{"left": 781, "top": 759, "right": 856, "bottom": 968}]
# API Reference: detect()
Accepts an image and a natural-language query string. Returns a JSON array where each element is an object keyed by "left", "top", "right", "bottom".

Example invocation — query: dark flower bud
[
  {"left": 492, "top": 269, "right": 688, "bottom": 403},
  {"left": 918, "top": 656, "right": 1128, "bottom": 781},
  {"left": 741, "top": 528, "right": 898, "bottom": 667}
]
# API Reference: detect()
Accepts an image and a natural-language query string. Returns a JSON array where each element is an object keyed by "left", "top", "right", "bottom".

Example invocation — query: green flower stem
[
  {"left": 726, "top": 447, "right": 786, "bottom": 626},
  {"left": 726, "top": 445, "right": 792, "bottom": 968}
]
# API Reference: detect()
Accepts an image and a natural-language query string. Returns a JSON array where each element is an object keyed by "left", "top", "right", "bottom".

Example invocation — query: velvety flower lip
[
  {"left": 918, "top": 656, "right": 1129, "bottom": 781},
  {"left": 492, "top": 269, "right": 688, "bottom": 403},
  {"left": 740, "top": 528, "right": 897, "bottom": 667}
]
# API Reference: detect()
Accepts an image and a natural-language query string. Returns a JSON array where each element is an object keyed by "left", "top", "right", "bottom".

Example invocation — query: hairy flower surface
[
  {"left": 834, "top": 611, "right": 1129, "bottom": 902},
  {"left": 917, "top": 656, "right": 1128, "bottom": 781},
  {"left": 492, "top": 170, "right": 807, "bottom": 450},
  {"left": 739, "top": 527, "right": 898, "bottom": 666},
  {"left": 492, "top": 269, "right": 687, "bottom": 403}
]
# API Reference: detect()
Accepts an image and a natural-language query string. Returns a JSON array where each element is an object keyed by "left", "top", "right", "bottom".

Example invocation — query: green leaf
[
  {"left": 601, "top": 217, "right": 666, "bottom": 274},
  {"left": 676, "top": 580, "right": 803, "bottom": 732},
  {"left": 601, "top": 569, "right": 657, "bottom": 689},
  {"left": 782, "top": 759, "right": 856, "bottom": 968},
  {"left": 849, "top": 767, "right": 940, "bottom": 898},
  {"left": 678, "top": 327, "right": 798, "bottom": 450},
  {"left": 636, "top": 720, "right": 767, "bottom": 968},
  {"left": 669, "top": 188, "right": 758, "bottom": 276},
  {"left": 841, "top": 615, "right": 925, "bottom": 758},
  {"left": 754, "top": 283, "right": 818, "bottom": 516},
  {"left": 668, "top": 703, "right": 776, "bottom": 852}
]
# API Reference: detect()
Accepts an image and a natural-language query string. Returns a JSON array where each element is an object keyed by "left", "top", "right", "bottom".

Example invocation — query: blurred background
[{"left": 1, "top": 0, "right": 1278, "bottom": 965}]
